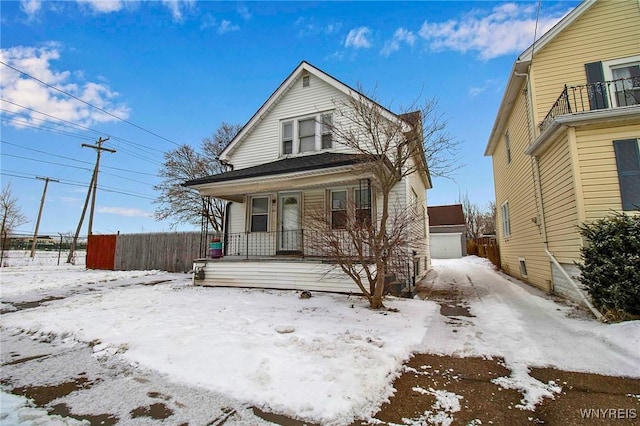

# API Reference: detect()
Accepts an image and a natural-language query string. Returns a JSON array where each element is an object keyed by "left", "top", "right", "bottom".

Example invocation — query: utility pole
[
  {"left": 67, "top": 137, "right": 115, "bottom": 264},
  {"left": 83, "top": 137, "right": 115, "bottom": 236},
  {"left": 30, "top": 176, "right": 59, "bottom": 258}
]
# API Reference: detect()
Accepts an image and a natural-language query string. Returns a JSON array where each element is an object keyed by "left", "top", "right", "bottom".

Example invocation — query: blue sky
[{"left": 0, "top": 0, "right": 578, "bottom": 235}]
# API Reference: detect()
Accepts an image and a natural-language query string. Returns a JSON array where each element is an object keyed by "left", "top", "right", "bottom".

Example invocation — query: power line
[
  {"left": 0, "top": 171, "right": 156, "bottom": 200},
  {"left": 0, "top": 60, "right": 183, "bottom": 147},
  {"left": 1, "top": 98, "right": 169, "bottom": 159},
  {"left": 1, "top": 140, "right": 160, "bottom": 176}
]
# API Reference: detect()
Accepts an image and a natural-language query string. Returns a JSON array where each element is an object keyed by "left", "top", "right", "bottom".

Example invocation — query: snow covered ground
[{"left": 1, "top": 252, "right": 638, "bottom": 425}]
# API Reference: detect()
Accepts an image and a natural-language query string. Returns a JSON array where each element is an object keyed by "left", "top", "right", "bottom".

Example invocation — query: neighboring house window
[
  {"left": 355, "top": 187, "right": 371, "bottom": 226},
  {"left": 280, "top": 112, "right": 334, "bottom": 155},
  {"left": 519, "top": 258, "right": 528, "bottom": 278},
  {"left": 613, "top": 139, "right": 640, "bottom": 211},
  {"left": 282, "top": 122, "right": 293, "bottom": 154},
  {"left": 501, "top": 201, "right": 511, "bottom": 238},
  {"left": 321, "top": 113, "right": 333, "bottom": 149},
  {"left": 331, "top": 190, "right": 348, "bottom": 229},
  {"left": 250, "top": 197, "right": 269, "bottom": 232},
  {"left": 505, "top": 131, "right": 512, "bottom": 164}
]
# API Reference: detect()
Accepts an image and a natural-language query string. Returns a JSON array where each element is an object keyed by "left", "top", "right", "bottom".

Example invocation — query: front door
[{"left": 279, "top": 193, "right": 300, "bottom": 252}]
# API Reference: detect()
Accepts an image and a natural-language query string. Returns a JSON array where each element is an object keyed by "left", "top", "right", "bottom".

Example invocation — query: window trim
[
  {"left": 602, "top": 55, "right": 640, "bottom": 108},
  {"left": 248, "top": 196, "right": 270, "bottom": 233},
  {"left": 501, "top": 201, "right": 511, "bottom": 239},
  {"left": 518, "top": 257, "right": 528, "bottom": 278},
  {"left": 282, "top": 121, "right": 293, "bottom": 155},
  {"left": 330, "top": 189, "right": 348, "bottom": 229}
]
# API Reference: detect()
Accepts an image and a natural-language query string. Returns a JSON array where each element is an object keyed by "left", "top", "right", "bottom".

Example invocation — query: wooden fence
[
  {"left": 87, "top": 232, "right": 204, "bottom": 272},
  {"left": 467, "top": 236, "right": 501, "bottom": 269}
]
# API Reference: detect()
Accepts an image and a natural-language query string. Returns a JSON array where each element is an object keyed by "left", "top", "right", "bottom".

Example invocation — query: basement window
[{"left": 518, "top": 257, "right": 528, "bottom": 278}]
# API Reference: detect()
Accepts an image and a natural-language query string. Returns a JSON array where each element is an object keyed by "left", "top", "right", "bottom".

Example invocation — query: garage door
[{"left": 430, "top": 233, "right": 463, "bottom": 259}]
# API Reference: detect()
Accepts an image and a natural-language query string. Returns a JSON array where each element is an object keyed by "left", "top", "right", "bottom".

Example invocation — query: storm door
[{"left": 278, "top": 193, "right": 301, "bottom": 252}]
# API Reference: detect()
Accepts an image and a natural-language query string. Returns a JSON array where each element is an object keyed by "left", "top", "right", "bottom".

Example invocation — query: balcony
[{"left": 539, "top": 77, "right": 640, "bottom": 133}]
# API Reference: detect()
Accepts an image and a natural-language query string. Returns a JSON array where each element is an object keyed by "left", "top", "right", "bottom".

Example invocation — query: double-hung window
[
  {"left": 282, "top": 122, "right": 293, "bottom": 154},
  {"left": 355, "top": 187, "right": 372, "bottom": 226},
  {"left": 501, "top": 201, "right": 511, "bottom": 239},
  {"left": 505, "top": 131, "right": 512, "bottom": 164},
  {"left": 281, "top": 112, "right": 334, "bottom": 155},
  {"left": 331, "top": 190, "right": 348, "bottom": 229},
  {"left": 250, "top": 197, "right": 269, "bottom": 232}
]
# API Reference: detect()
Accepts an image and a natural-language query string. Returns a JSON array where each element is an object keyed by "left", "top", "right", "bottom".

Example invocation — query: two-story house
[
  {"left": 485, "top": 0, "right": 640, "bottom": 303},
  {"left": 185, "top": 61, "right": 431, "bottom": 294}
]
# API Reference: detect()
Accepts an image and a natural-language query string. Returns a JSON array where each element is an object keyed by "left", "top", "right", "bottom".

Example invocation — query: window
[
  {"left": 331, "top": 190, "right": 347, "bottom": 229},
  {"left": 299, "top": 118, "right": 316, "bottom": 152},
  {"left": 355, "top": 187, "right": 371, "bottom": 226},
  {"left": 613, "top": 139, "right": 640, "bottom": 211},
  {"left": 321, "top": 113, "right": 333, "bottom": 149},
  {"left": 280, "top": 112, "right": 334, "bottom": 155},
  {"left": 282, "top": 122, "right": 293, "bottom": 154},
  {"left": 409, "top": 188, "right": 418, "bottom": 213},
  {"left": 501, "top": 201, "right": 511, "bottom": 238},
  {"left": 518, "top": 258, "right": 528, "bottom": 278},
  {"left": 505, "top": 131, "right": 512, "bottom": 164},
  {"left": 302, "top": 75, "right": 310, "bottom": 87},
  {"left": 599, "top": 56, "right": 640, "bottom": 108},
  {"left": 250, "top": 197, "right": 269, "bottom": 232}
]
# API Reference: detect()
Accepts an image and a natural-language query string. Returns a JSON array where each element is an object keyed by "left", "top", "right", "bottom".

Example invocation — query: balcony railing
[{"left": 539, "top": 77, "right": 640, "bottom": 133}]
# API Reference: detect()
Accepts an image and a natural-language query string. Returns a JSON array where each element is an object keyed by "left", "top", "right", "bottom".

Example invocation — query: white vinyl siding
[{"left": 229, "top": 75, "right": 353, "bottom": 169}]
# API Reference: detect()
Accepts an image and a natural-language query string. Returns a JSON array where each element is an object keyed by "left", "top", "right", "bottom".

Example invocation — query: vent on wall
[
  {"left": 302, "top": 75, "right": 310, "bottom": 87},
  {"left": 518, "top": 257, "right": 528, "bottom": 278}
]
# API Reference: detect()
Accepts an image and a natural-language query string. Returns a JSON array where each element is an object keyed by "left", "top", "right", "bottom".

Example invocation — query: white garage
[{"left": 430, "top": 233, "right": 463, "bottom": 259}]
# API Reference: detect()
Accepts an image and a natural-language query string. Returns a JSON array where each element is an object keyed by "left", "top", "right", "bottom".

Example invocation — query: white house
[{"left": 185, "top": 61, "right": 431, "bottom": 294}]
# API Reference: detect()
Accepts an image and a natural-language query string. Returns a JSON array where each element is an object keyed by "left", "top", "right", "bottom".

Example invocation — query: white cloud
[
  {"left": 20, "top": 0, "right": 41, "bottom": 19},
  {"left": 0, "top": 44, "right": 130, "bottom": 129},
  {"left": 381, "top": 27, "right": 416, "bottom": 57},
  {"left": 76, "top": 0, "right": 124, "bottom": 13},
  {"left": 237, "top": 5, "right": 251, "bottom": 20},
  {"left": 418, "top": 3, "right": 569, "bottom": 60},
  {"left": 218, "top": 20, "right": 239, "bottom": 34},
  {"left": 97, "top": 206, "right": 153, "bottom": 218},
  {"left": 295, "top": 17, "right": 341, "bottom": 37},
  {"left": 161, "top": 0, "right": 195, "bottom": 22},
  {"left": 345, "top": 27, "right": 372, "bottom": 49}
]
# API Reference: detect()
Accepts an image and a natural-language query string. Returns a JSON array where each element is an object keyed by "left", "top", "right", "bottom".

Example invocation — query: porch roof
[
  {"left": 184, "top": 152, "right": 368, "bottom": 186},
  {"left": 183, "top": 152, "right": 374, "bottom": 202}
]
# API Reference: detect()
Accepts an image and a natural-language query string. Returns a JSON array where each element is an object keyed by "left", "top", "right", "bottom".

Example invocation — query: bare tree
[
  {"left": 309, "top": 88, "right": 456, "bottom": 309},
  {"left": 154, "top": 123, "right": 241, "bottom": 231},
  {"left": 460, "top": 192, "right": 496, "bottom": 238},
  {"left": 1, "top": 183, "right": 28, "bottom": 265}
]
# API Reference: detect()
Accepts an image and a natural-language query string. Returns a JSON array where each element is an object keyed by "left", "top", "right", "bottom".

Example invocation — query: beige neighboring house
[
  {"left": 185, "top": 61, "right": 431, "bottom": 294},
  {"left": 485, "top": 0, "right": 640, "bottom": 302}
]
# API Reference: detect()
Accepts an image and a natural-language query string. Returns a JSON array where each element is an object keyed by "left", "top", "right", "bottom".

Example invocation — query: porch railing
[
  {"left": 221, "top": 229, "right": 374, "bottom": 259},
  {"left": 539, "top": 77, "right": 640, "bottom": 133}
]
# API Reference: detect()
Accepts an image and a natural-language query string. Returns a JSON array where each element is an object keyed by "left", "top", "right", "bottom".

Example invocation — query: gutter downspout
[{"left": 516, "top": 70, "right": 603, "bottom": 321}]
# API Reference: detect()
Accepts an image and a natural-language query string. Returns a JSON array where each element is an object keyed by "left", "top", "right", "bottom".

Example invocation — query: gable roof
[
  {"left": 427, "top": 204, "right": 465, "bottom": 226},
  {"left": 484, "top": 0, "right": 596, "bottom": 156},
  {"left": 219, "top": 61, "right": 408, "bottom": 162},
  {"left": 184, "top": 152, "right": 369, "bottom": 187}
]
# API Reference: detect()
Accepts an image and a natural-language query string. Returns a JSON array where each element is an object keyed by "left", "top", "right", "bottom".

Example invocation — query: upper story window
[
  {"left": 505, "top": 131, "right": 512, "bottom": 164},
  {"left": 281, "top": 113, "right": 334, "bottom": 156},
  {"left": 588, "top": 56, "right": 640, "bottom": 109}
]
